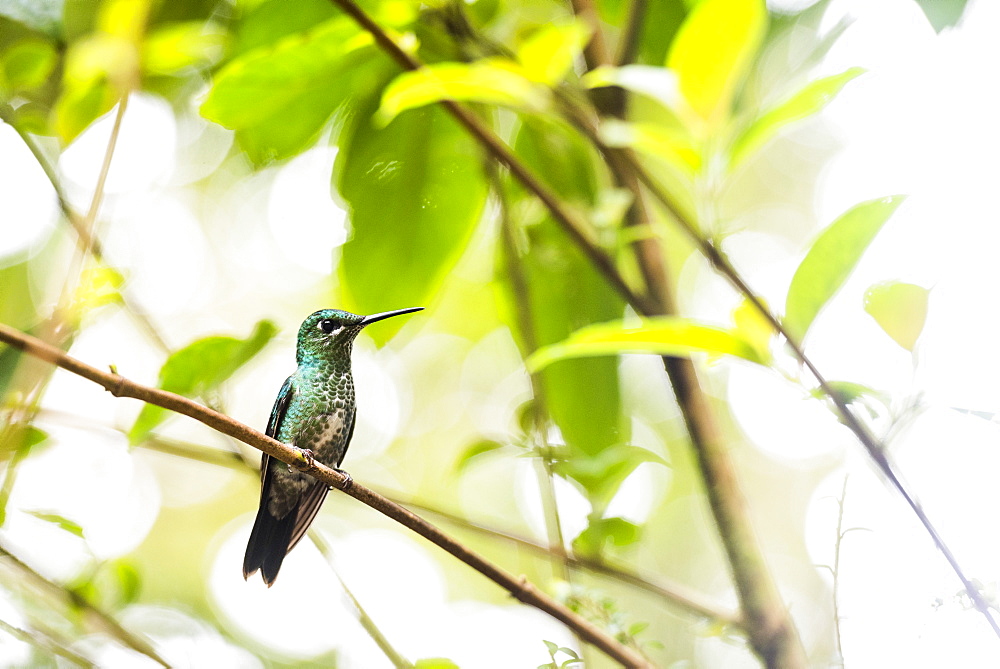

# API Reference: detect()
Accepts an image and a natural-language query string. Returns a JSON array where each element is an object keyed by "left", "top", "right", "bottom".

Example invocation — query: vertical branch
[
  {"left": 492, "top": 164, "right": 571, "bottom": 580},
  {"left": 561, "top": 3, "right": 806, "bottom": 664}
]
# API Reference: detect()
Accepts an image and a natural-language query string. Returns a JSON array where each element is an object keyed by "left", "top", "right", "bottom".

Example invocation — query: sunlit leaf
[
  {"left": 201, "top": 17, "right": 376, "bottom": 164},
  {"left": 528, "top": 317, "right": 767, "bottom": 372},
  {"left": 142, "top": 21, "right": 224, "bottom": 75},
  {"left": 26, "top": 510, "right": 85, "bottom": 538},
  {"left": 337, "top": 104, "right": 487, "bottom": 339},
  {"left": 784, "top": 195, "right": 906, "bottom": 342},
  {"left": 666, "top": 0, "right": 766, "bottom": 123},
  {"left": 52, "top": 35, "right": 123, "bottom": 143},
  {"left": 730, "top": 67, "right": 865, "bottom": 167},
  {"left": 414, "top": 659, "right": 460, "bottom": 669},
  {"left": 863, "top": 281, "right": 929, "bottom": 351},
  {"left": 129, "top": 320, "right": 278, "bottom": 444},
  {"left": 0, "top": 39, "right": 58, "bottom": 92},
  {"left": 597, "top": 118, "right": 700, "bottom": 172},
  {"left": 72, "top": 265, "right": 124, "bottom": 314},
  {"left": 731, "top": 297, "right": 773, "bottom": 364},
  {"left": 516, "top": 19, "right": 591, "bottom": 85},
  {"left": 378, "top": 60, "right": 548, "bottom": 125}
]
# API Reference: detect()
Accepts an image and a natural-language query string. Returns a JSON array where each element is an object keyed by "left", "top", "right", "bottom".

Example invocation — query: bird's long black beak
[{"left": 358, "top": 307, "right": 424, "bottom": 327}]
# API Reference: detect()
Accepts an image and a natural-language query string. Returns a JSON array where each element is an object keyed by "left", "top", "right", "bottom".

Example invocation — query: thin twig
[
  {"left": 0, "top": 543, "right": 168, "bottom": 667},
  {"left": 0, "top": 322, "right": 651, "bottom": 668},
  {"left": 311, "top": 531, "right": 414, "bottom": 669},
  {"left": 7, "top": 105, "right": 170, "bottom": 354},
  {"left": 832, "top": 477, "right": 848, "bottom": 667},
  {"left": 0, "top": 617, "right": 94, "bottom": 667},
  {"left": 615, "top": 0, "right": 648, "bottom": 67},
  {"left": 491, "top": 162, "right": 570, "bottom": 580},
  {"left": 394, "top": 495, "right": 744, "bottom": 629}
]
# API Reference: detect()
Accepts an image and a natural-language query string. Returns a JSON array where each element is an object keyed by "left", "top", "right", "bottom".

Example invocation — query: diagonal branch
[
  {"left": 0, "top": 322, "right": 651, "bottom": 668},
  {"left": 0, "top": 543, "right": 168, "bottom": 667},
  {"left": 128, "top": 432, "right": 737, "bottom": 626}
]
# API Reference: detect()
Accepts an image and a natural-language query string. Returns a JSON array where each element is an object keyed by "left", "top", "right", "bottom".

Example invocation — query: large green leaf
[
  {"left": 500, "top": 117, "right": 627, "bottom": 458},
  {"left": 784, "top": 195, "right": 905, "bottom": 342},
  {"left": 335, "top": 104, "right": 487, "bottom": 331},
  {"left": 666, "top": 0, "right": 766, "bottom": 124},
  {"left": 128, "top": 320, "right": 277, "bottom": 444},
  {"left": 201, "top": 17, "right": 377, "bottom": 164},
  {"left": 730, "top": 67, "right": 864, "bottom": 167},
  {"left": 528, "top": 317, "right": 767, "bottom": 371}
]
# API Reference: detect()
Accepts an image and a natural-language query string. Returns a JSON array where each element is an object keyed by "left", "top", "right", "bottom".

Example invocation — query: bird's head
[{"left": 296, "top": 307, "right": 423, "bottom": 363}]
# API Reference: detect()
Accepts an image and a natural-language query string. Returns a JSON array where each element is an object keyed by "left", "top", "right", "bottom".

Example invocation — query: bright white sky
[{"left": 2, "top": 0, "right": 1000, "bottom": 666}]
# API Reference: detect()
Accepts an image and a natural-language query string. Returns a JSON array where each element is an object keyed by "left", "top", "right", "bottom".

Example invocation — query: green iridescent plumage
[{"left": 243, "top": 307, "right": 422, "bottom": 586}]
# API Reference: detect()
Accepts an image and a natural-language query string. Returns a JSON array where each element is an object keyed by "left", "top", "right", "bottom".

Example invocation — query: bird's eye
[{"left": 318, "top": 319, "right": 337, "bottom": 333}]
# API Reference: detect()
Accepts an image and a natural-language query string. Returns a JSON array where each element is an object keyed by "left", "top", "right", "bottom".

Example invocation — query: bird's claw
[{"left": 333, "top": 467, "right": 353, "bottom": 491}]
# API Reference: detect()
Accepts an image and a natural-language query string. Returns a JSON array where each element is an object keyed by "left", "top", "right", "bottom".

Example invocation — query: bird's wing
[
  {"left": 285, "top": 410, "right": 355, "bottom": 552},
  {"left": 259, "top": 375, "right": 295, "bottom": 482}
]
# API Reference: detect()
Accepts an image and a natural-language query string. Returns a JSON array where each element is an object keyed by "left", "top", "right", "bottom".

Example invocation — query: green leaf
[
  {"left": 201, "top": 17, "right": 376, "bottom": 164},
  {"left": 455, "top": 439, "right": 506, "bottom": 474},
  {"left": 336, "top": 105, "right": 487, "bottom": 336},
  {"left": 914, "top": 0, "right": 968, "bottom": 32},
  {"left": 515, "top": 19, "right": 590, "bottom": 85},
  {"left": 666, "top": 0, "right": 766, "bottom": 124},
  {"left": 731, "top": 297, "right": 774, "bottom": 364},
  {"left": 784, "top": 195, "right": 906, "bottom": 342},
  {"left": 572, "top": 516, "right": 642, "bottom": 557},
  {"left": 26, "top": 511, "right": 85, "bottom": 538},
  {"left": 528, "top": 317, "right": 767, "bottom": 372},
  {"left": 553, "top": 444, "right": 666, "bottom": 508},
  {"left": 811, "top": 381, "right": 888, "bottom": 419},
  {"left": 1, "top": 38, "right": 58, "bottom": 92},
  {"left": 730, "top": 67, "right": 865, "bottom": 167},
  {"left": 228, "top": 0, "right": 337, "bottom": 57},
  {"left": 128, "top": 320, "right": 278, "bottom": 444},
  {"left": 142, "top": 21, "right": 224, "bottom": 76},
  {"left": 414, "top": 659, "right": 460, "bottom": 669},
  {"left": 863, "top": 281, "right": 929, "bottom": 351},
  {"left": 378, "top": 60, "right": 549, "bottom": 125}
]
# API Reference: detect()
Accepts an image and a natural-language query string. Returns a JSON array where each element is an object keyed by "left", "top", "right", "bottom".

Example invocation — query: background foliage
[{"left": 0, "top": 0, "right": 994, "bottom": 667}]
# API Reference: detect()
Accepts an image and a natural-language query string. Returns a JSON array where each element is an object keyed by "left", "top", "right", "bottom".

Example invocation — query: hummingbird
[{"left": 243, "top": 307, "right": 422, "bottom": 586}]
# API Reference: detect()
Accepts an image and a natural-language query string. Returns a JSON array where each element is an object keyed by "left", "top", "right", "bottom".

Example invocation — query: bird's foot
[
  {"left": 298, "top": 448, "right": 316, "bottom": 469},
  {"left": 332, "top": 467, "right": 353, "bottom": 491}
]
